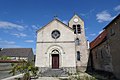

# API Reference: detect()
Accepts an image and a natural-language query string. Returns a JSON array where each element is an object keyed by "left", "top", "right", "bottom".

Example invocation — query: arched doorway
[
  {"left": 47, "top": 45, "right": 64, "bottom": 69},
  {"left": 52, "top": 49, "right": 59, "bottom": 69}
]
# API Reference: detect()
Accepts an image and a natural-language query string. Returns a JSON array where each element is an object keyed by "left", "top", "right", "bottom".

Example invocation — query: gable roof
[
  {"left": 90, "top": 30, "right": 107, "bottom": 49},
  {"left": 36, "top": 18, "right": 74, "bottom": 33},
  {"left": 0, "top": 48, "right": 33, "bottom": 57}
]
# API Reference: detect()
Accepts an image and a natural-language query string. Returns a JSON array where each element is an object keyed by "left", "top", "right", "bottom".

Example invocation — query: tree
[
  {"left": 0, "top": 55, "right": 10, "bottom": 60},
  {"left": 9, "top": 59, "right": 38, "bottom": 80}
]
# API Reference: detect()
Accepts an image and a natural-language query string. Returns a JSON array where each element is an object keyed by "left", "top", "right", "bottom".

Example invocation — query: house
[
  {"left": 0, "top": 48, "right": 34, "bottom": 79},
  {"left": 35, "top": 14, "right": 89, "bottom": 74},
  {"left": 90, "top": 14, "right": 120, "bottom": 79},
  {"left": 90, "top": 30, "right": 113, "bottom": 72},
  {"left": 0, "top": 48, "right": 34, "bottom": 62}
]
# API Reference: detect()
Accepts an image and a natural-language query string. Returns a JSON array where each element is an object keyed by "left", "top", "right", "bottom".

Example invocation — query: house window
[
  {"left": 73, "top": 25, "right": 76, "bottom": 34},
  {"left": 73, "top": 24, "right": 81, "bottom": 34},
  {"left": 110, "top": 28, "right": 115, "bottom": 36},
  {"left": 75, "top": 38, "right": 80, "bottom": 45},
  {"left": 77, "top": 24, "right": 81, "bottom": 34},
  {"left": 77, "top": 51, "right": 80, "bottom": 61},
  {"left": 51, "top": 30, "right": 60, "bottom": 39}
]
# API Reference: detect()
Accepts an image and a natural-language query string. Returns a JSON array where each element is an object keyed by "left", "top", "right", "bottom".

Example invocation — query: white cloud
[
  {"left": 96, "top": 11, "right": 115, "bottom": 23},
  {"left": 114, "top": 5, "right": 120, "bottom": 11},
  {"left": 80, "top": 9, "right": 95, "bottom": 16},
  {"left": 11, "top": 33, "right": 27, "bottom": 37},
  {"left": 90, "top": 33, "right": 96, "bottom": 36},
  {"left": 99, "top": 30, "right": 104, "bottom": 34},
  {"left": 62, "top": 20, "right": 68, "bottom": 25},
  {"left": 0, "top": 40, "right": 20, "bottom": 48},
  {"left": 0, "top": 21, "right": 24, "bottom": 30},
  {"left": 85, "top": 27, "right": 88, "bottom": 30},
  {"left": 24, "top": 40, "right": 34, "bottom": 43},
  {"left": 31, "top": 25, "right": 39, "bottom": 30},
  {"left": 0, "top": 40, "right": 15, "bottom": 45}
]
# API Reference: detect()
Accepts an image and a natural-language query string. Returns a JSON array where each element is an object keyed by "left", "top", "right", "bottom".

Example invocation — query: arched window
[
  {"left": 73, "top": 25, "right": 76, "bottom": 34},
  {"left": 72, "top": 24, "right": 81, "bottom": 34},
  {"left": 77, "top": 51, "right": 80, "bottom": 61},
  {"left": 75, "top": 38, "right": 80, "bottom": 45},
  {"left": 77, "top": 24, "right": 81, "bottom": 34}
]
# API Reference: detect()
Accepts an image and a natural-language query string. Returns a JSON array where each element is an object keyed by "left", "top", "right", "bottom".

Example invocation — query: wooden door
[{"left": 52, "top": 54, "right": 59, "bottom": 69}]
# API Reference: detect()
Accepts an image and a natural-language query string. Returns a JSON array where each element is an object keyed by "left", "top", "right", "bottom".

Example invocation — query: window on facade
[
  {"left": 77, "top": 51, "right": 80, "bottom": 61},
  {"left": 73, "top": 25, "right": 76, "bottom": 34},
  {"left": 75, "top": 38, "right": 80, "bottom": 45},
  {"left": 77, "top": 24, "right": 81, "bottom": 34},
  {"left": 110, "top": 28, "right": 115, "bottom": 36},
  {"left": 72, "top": 24, "right": 81, "bottom": 34}
]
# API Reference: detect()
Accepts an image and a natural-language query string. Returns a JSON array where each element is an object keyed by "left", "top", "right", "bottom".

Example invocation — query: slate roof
[
  {"left": 90, "top": 30, "right": 107, "bottom": 49},
  {"left": 0, "top": 48, "right": 33, "bottom": 57}
]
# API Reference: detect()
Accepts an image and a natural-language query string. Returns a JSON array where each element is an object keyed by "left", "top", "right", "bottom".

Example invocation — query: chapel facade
[{"left": 35, "top": 14, "right": 89, "bottom": 73}]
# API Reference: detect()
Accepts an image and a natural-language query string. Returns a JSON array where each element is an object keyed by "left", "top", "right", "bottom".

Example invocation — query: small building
[
  {"left": 0, "top": 48, "right": 34, "bottom": 62},
  {"left": 90, "top": 14, "right": 120, "bottom": 79},
  {"left": 0, "top": 48, "right": 34, "bottom": 79}
]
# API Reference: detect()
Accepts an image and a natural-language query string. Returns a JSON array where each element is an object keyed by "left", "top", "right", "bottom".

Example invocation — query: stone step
[{"left": 40, "top": 69, "right": 68, "bottom": 77}]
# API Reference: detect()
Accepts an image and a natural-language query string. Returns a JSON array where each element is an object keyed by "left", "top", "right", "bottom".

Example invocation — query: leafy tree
[
  {"left": 0, "top": 55, "right": 10, "bottom": 60},
  {"left": 9, "top": 59, "right": 38, "bottom": 80}
]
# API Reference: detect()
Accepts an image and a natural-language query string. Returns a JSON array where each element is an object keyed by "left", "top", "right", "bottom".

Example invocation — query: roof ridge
[{"left": 36, "top": 18, "right": 74, "bottom": 33}]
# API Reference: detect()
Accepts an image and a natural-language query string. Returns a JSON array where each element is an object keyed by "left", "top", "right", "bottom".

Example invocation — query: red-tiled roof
[{"left": 90, "top": 30, "right": 107, "bottom": 49}]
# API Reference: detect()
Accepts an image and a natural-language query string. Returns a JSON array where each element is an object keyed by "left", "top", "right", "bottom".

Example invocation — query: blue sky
[{"left": 0, "top": 0, "right": 120, "bottom": 54}]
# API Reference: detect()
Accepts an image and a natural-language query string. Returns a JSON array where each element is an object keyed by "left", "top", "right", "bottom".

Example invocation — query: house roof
[
  {"left": 104, "top": 13, "right": 120, "bottom": 29},
  {"left": 0, "top": 48, "right": 33, "bottom": 57},
  {"left": 36, "top": 18, "right": 74, "bottom": 33},
  {"left": 90, "top": 14, "right": 120, "bottom": 49},
  {"left": 90, "top": 30, "right": 107, "bottom": 49}
]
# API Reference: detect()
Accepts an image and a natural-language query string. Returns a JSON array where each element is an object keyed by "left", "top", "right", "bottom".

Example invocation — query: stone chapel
[{"left": 35, "top": 14, "right": 89, "bottom": 73}]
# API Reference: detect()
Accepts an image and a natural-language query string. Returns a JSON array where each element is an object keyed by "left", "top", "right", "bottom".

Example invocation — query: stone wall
[
  {"left": 91, "top": 42, "right": 113, "bottom": 72},
  {"left": 106, "top": 17, "right": 120, "bottom": 79},
  {"left": 0, "top": 63, "right": 12, "bottom": 71}
]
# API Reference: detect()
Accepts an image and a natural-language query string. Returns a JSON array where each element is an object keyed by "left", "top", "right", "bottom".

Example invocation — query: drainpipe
[{"left": 87, "top": 40, "right": 90, "bottom": 49}]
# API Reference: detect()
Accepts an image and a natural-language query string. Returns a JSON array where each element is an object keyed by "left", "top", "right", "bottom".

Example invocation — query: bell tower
[
  {"left": 69, "top": 14, "right": 89, "bottom": 72},
  {"left": 69, "top": 14, "right": 85, "bottom": 34}
]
